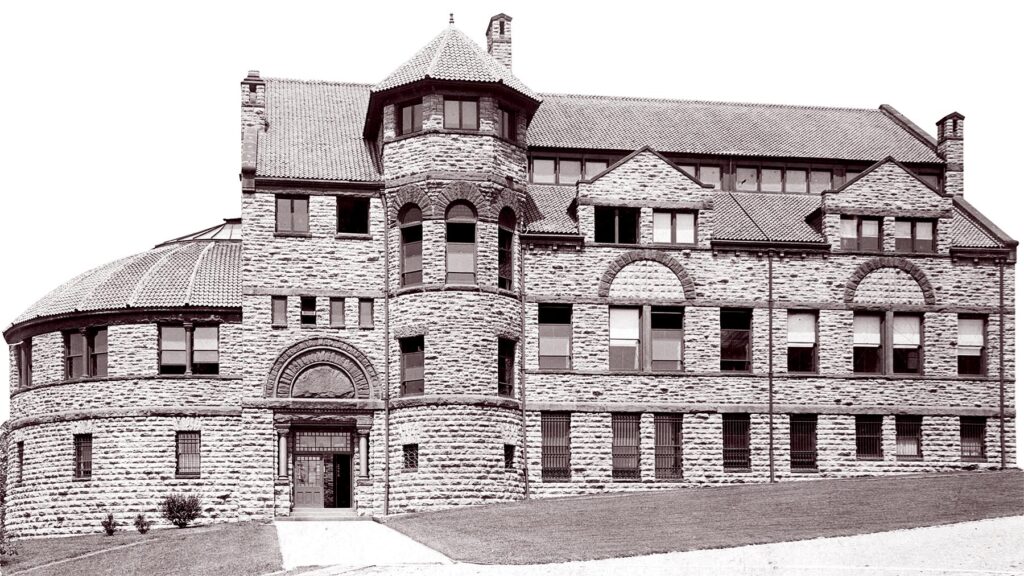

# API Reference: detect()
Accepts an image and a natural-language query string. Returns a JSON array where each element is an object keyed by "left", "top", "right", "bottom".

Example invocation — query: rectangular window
[
  {"left": 90, "top": 328, "right": 108, "bottom": 377},
  {"left": 443, "top": 98, "right": 478, "bottom": 130},
  {"left": 532, "top": 158, "right": 556, "bottom": 183},
  {"left": 398, "top": 101, "right": 423, "bottom": 136},
  {"left": 584, "top": 160, "right": 608, "bottom": 180},
  {"left": 74, "top": 434, "right": 92, "bottom": 480},
  {"left": 784, "top": 169, "right": 808, "bottom": 193},
  {"left": 504, "top": 444, "right": 515, "bottom": 470},
  {"left": 401, "top": 221, "right": 423, "bottom": 286},
  {"left": 840, "top": 216, "right": 881, "bottom": 251},
  {"left": 720, "top": 309, "right": 752, "bottom": 372},
  {"left": 402, "top": 444, "right": 419, "bottom": 470},
  {"left": 855, "top": 415, "right": 883, "bottom": 459},
  {"left": 609, "top": 307, "right": 641, "bottom": 371},
  {"left": 787, "top": 311, "right": 817, "bottom": 373},
  {"left": 653, "top": 211, "right": 696, "bottom": 244},
  {"left": 761, "top": 168, "right": 783, "bottom": 192},
  {"left": 497, "top": 107, "right": 515, "bottom": 141},
  {"left": 498, "top": 338, "right": 515, "bottom": 397},
  {"left": 337, "top": 197, "right": 370, "bottom": 235},
  {"left": 17, "top": 338, "right": 32, "bottom": 388},
  {"left": 175, "top": 431, "right": 201, "bottom": 478},
  {"left": 736, "top": 166, "right": 758, "bottom": 191},
  {"left": 64, "top": 329, "right": 107, "bottom": 379},
  {"left": 159, "top": 326, "right": 188, "bottom": 375},
  {"left": 853, "top": 313, "right": 882, "bottom": 374},
  {"left": 895, "top": 219, "right": 935, "bottom": 253},
  {"left": 191, "top": 326, "right": 219, "bottom": 375},
  {"left": 160, "top": 325, "right": 219, "bottom": 375},
  {"left": 722, "top": 414, "right": 751, "bottom": 470},
  {"left": 594, "top": 206, "right": 639, "bottom": 244},
  {"left": 558, "top": 159, "right": 582, "bottom": 184},
  {"left": 538, "top": 304, "right": 572, "bottom": 369},
  {"left": 960, "top": 416, "right": 986, "bottom": 461},
  {"left": 611, "top": 414, "right": 641, "bottom": 480},
  {"left": 400, "top": 336, "right": 425, "bottom": 396},
  {"left": 64, "top": 331, "right": 86, "bottom": 379},
  {"left": 895, "top": 415, "right": 923, "bottom": 460},
  {"left": 541, "top": 412, "right": 570, "bottom": 481},
  {"left": 330, "top": 297, "right": 345, "bottom": 327},
  {"left": 651, "top": 308, "right": 684, "bottom": 372},
  {"left": 271, "top": 296, "right": 287, "bottom": 327},
  {"left": 699, "top": 165, "right": 721, "bottom": 188},
  {"left": 809, "top": 170, "right": 832, "bottom": 193},
  {"left": 892, "top": 314, "right": 922, "bottom": 374},
  {"left": 498, "top": 225, "right": 514, "bottom": 290},
  {"left": 276, "top": 196, "right": 309, "bottom": 234},
  {"left": 446, "top": 218, "right": 476, "bottom": 284},
  {"left": 789, "top": 414, "right": 817, "bottom": 471},
  {"left": 300, "top": 296, "right": 317, "bottom": 325},
  {"left": 17, "top": 441, "right": 24, "bottom": 483},
  {"left": 654, "top": 414, "right": 683, "bottom": 479},
  {"left": 958, "top": 316, "right": 986, "bottom": 376},
  {"left": 359, "top": 299, "right": 374, "bottom": 328}
]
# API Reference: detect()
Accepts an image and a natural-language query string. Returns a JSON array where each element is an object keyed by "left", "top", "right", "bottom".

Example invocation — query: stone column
[
  {"left": 358, "top": 432, "right": 369, "bottom": 478},
  {"left": 277, "top": 429, "right": 289, "bottom": 478}
]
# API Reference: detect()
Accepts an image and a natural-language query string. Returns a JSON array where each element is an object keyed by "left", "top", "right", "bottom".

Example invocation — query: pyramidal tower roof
[{"left": 372, "top": 25, "right": 538, "bottom": 102}]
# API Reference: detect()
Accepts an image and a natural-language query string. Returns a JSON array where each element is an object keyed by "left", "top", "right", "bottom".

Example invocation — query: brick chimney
[
  {"left": 486, "top": 14, "right": 512, "bottom": 68},
  {"left": 240, "top": 70, "right": 266, "bottom": 192},
  {"left": 936, "top": 112, "right": 964, "bottom": 196}
]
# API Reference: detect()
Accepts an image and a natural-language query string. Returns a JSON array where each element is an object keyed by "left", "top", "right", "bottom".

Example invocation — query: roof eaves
[
  {"left": 579, "top": 146, "right": 712, "bottom": 188},
  {"left": 828, "top": 156, "right": 948, "bottom": 197},
  {"left": 879, "top": 104, "right": 939, "bottom": 152},
  {"left": 954, "top": 196, "right": 1018, "bottom": 247}
]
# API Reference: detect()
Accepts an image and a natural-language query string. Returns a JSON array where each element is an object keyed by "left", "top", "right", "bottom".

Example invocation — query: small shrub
[
  {"left": 160, "top": 494, "right": 202, "bottom": 528},
  {"left": 133, "top": 513, "right": 152, "bottom": 534},
  {"left": 101, "top": 513, "right": 118, "bottom": 536}
]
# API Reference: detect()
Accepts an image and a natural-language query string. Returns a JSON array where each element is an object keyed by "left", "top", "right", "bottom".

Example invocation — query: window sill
[
  {"left": 896, "top": 456, "right": 924, "bottom": 462},
  {"left": 611, "top": 477, "right": 641, "bottom": 483},
  {"left": 649, "top": 242, "right": 699, "bottom": 250},
  {"left": 358, "top": 325, "right": 375, "bottom": 330},
  {"left": 175, "top": 474, "right": 201, "bottom": 480},
  {"left": 856, "top": 456, "right": 884, "bottom": 461},
  {"left": 723, "top": 468, "right": 752, "bottom": 474},
  {"left": 271, "top": 324, "right": 288, "bottom": 329},
  {"left": 300, "top": 323, "right": 320, "bottom": 329},
  {"left": 786, "top": 371, "right": 820, "bottom": 376},
  {"left": 335, "top": 233, "right": 372, "bottom": 240},
  {"left": 274, "top": 232, "right": 312, "bottom": 239},
  {"left": 961, "top": 457, "right": 987, "bottom": 463},
  {"left": 790, "top": 468, "right": 820, "bottom": 474},
  {"left": 540, "top": 478, "right": 572, "bottom": 483},
  {"left": 72, "top": 477, "right": 92, "bottom": 482},
  {"left": 402, "top": 468, "right": 419, "bottom": 473},
  {"left": 330, "top": 324, "right": 346, "bottom": 329},
  {"left": 653, "top": 476, "right": 686, "bottom": 482}
]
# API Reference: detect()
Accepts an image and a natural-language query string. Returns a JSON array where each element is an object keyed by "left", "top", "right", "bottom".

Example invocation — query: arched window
[
  {"left": 398, "top": 204, "right": 422, "bottom": 286},
  {"left": 498, "top": 207, "right": 516, "bottom": 290},
  {"left": 446, "top": 201, "right": 477, "bottom": 284}
]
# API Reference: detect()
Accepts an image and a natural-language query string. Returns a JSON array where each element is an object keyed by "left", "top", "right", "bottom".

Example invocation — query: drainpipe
[
  {"left": 519, "top": 215, "right": 530, "bottom": 500},
  {"left": 767, "top": 250, "right": 776, "bottom": 483},
  {"left": 380, "top": 190, "right": 392, "bottom": 514},
  {"left": 998, "top": 258, "right": 1006, "bottom": 470}
]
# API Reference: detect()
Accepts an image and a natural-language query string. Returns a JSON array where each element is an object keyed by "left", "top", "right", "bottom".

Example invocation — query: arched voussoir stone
[
  {"left": 597, "top": 250, "right": 696, "bottom": 299},
  {"left": 437, "top": 181, "right": 486, "bottom": 215},
  {"left": 488, "top": 187, "right": 522, "bottom": 222},
  {"left": 844, "top": 257, "right": 936, "bottom": 305},
  {"left": 265, "top": 337, "right": 380, "bottom": 400},
  {"left": 388, "top": 184, "right": 434, "bottom": 223}
]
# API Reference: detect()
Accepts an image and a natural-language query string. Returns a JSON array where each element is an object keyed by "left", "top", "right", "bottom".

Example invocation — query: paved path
[
  {"left": 303, "top": 515, "right": 1024, "bottom": 576},
  {"left": 274, "top": 520, "right": 452, "bottom": 571}
]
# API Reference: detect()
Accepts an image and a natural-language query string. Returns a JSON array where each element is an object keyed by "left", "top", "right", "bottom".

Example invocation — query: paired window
[
  {"left": 399, "top": 336, "right": 425, "bottom": 396},
  {"left": 789, "top": 414, "right": 817, "bottom": 471},
  {"left": 608, "top": 307, "right": 684, "bottom": 372},
  {"left": 64, "top": 328, "right": 107, "bottom": 379},
  {"left": 653, "top": 211, "right": 696, "bottom": 244},
  {"left": 398, "top": 204, "right": 423, "bottom": 286},
  {"left": 839, "top": 216, "right": 881, "bottom": 251},
  {"left": 446, "top": 202, "right": 477, "bottom": 284},
  {"left": 855, "top": 415, "right": 883, "bottom": 460},
  {"left": 735, "top": 166, "right": 833, "bottom": 193},
  {"left": 787, "top": 311, "right": 817, "bottom": 373},
  {"left": 504, "top": 444, "right": 516, "bottom": 470},
  {"left": 957, "top": 316, "right": 986, "bottom": 376},
  {"left": 398, "top": 101, "right": 423, "bottom": 136},
  {"left": 654, "top": 414, "right": 683, "bottom": 479},
  {"left": 359, "top": 299, "right": 374, "bottom": 328},
  {"left": 498, "top": 338, "right": 515, "bottom": 397},
  {"left": 159, "top": 325, "right": 219, "bottom": 375},
  {"left": 609, "top": 308, "right": 641, "bottom": 371},
  {"left": 540, "top": 412, "right": 571, "bottom": 481},
  {"left": 895, "top": 219, "right": 935, "bottom": 253},
  {"left": 271, "top": 296, "right": 288, "bottom": 327},
  {"left": 722, "top": 413, "right": 751, "bottom": 470},
  {"left": 337, "top": 197, "right": 370, "bottom": 235},
  {"left": 676, "top": 163, "right": 723, "bottom": 188},
  {"left": 176, "top": 431, "right": 201, "bottom": 478},
  {"left": 402, "top": 444, "right": 419, "bottom": 470},
  {"left": 960, "top": 417, "right": 986, "bottom": 461},
  {"left": 330, "top": 297, "right": 345, "bottom": 327},
  {"left": 538, "top": 304, "right": 572, "bottom": 369},
  {"left": 892, "top": 315, "right": 922, "bottom": 374},
  {"left": 895, "top": 415, "right": 923, "bottom": 460},
  {"left": 611, "top": 414, "right": 640, "bottom": 480},
  {"left": 720, "top": 309, "right": 752, "bottom": 372},
  {"left": 853, "top": 313, "right": 883, "bottom": 374},
  {"left": 594, "top": 206, "right": 639, "bottom": 244},
  {"left": 498, "top": 208, "right": 516, "bottom": 290},
  {"left": 530, "top": 157, "right": 608, "bottom": 184},
  {"left": 16, "top": 338, "right": 32, "bottom": 388},
  {"left": 276, "top": 196, "right": 309, "bottom": 234},
  {"left": 74, "top": 434, "right": 92, "bottom": 480},
  {"left": 853, "top": 312, "right": 923, "bottom": 375},
  {"left": 443, "top": 98, "right": 478, "bottom": 130},
  {"left": 497, "top": 107, "right": 516, "bottom": 141},
  {"left": 300, "top": 296, "right": 317, "bottom": 325}
]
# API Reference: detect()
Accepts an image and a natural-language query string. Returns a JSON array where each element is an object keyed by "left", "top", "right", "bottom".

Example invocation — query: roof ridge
[
  {"left": 264, "top": 77, "right": 374, "bottom": 87},
  {"left": 727, "top": 193, "right": 771, "bottom": 241},
  {"left": 127, "top": 244, "right": 182, "bottom": 307},
  {"left": 184, "top": 242, "right": 216, "bottom": 306},
  {"left": 538, "top": 91, "right": 880, "bottom": 113},
  {"left": 425, "top": 26, "right": 453, "bottom": 79}
]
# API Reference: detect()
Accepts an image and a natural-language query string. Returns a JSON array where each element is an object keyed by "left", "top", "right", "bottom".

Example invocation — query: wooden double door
[{"left": 293, "top": 431, "right": 354, "bottom": 509}]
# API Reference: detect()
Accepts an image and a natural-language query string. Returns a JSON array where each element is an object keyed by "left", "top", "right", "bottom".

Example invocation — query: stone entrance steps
[{"left": 278, "top": 508, "right": 371, "bottom": 521}]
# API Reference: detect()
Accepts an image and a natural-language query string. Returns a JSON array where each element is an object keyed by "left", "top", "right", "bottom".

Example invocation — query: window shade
[
  {"left": 893, "top": 316, "right": 921, "bottom": 348},
  {"left": 853, "top": 315, "right": 881, "bottom": 346},
  {"left": 787, "top": 312, "right": 816, "bottom": 347},
  {"left": 609, "top": 308, "right": 640, "bottom": 340},
  {"left": 958, "top": 317, "right": 984, "bottom": 356}
]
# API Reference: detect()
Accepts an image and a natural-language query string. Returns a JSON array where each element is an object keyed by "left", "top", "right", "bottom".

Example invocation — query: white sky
[{"left": 0, "top": 1, "right": 1020, "bottom": 435}]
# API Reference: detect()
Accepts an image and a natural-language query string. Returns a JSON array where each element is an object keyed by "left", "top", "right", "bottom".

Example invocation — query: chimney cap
[
  {"left": 936, "top": 111, "right": 965, "bottom": 125},
  {"left": 246, "top": 70, "right": 261, "bottom": 79},
  {"left": 489, "top": 13, "right": 513, "bottom": 23}
]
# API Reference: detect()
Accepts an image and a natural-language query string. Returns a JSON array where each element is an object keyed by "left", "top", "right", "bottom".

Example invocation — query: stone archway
[
  {"left": 844, "top": 257, "right": 936, "bottom": 305},
  {"left": 597, "top": 250, "right": 696, "bottom": 299},
  {"left": 265, "top": 338, "right": 380, "bottom": 399}
]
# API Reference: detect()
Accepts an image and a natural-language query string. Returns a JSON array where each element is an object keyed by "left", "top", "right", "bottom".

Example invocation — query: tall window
[
  {"left": 160, "top": 325, "right": 219, "bottom": 375},
  {"left": 446, "top": 202, "right": 477, "bottom": 284},
  {"left": 895, "top": 219, "right": 935, "bottom": 253},
  {"left": 276, "top": 195, "right": 309, "bottom": 234},
  {"left": 271, "top": 296, "right": 288, "bottom": 327},
  {"left": 651, "top": 308, "right": 684, "bottom": 372},
  {"left": 74, "top": 434, "right": 92, "bottom": 480},
  {"left": 840, "top": 216, "right": 881, "bottom": 251},
  {"left": 609, "top": 307, "right": 641, "bottom": 371},
  {"left": 90, "top": 331, "right": 110, "bottom": 377},
  {"left": 538, "top": 304, "right": 572, "bottom": 369},
  {"left": 17, "top": 338, "right": 32, "bottom": 388},
  {"left": 789, "top": 414, "right": 817, "bottom": 471},
  {"left": 504, "top": 444, "right": 515, "bottom": 470},
  {"left": 722, "top": 414, "right": 751, "bottom": 470},
  {"left": 609, "top": 307, "right": 683, "bottom": 372},
  {"left": 895, "top": 415, "right": 923, "bottom": 460},
  {"left": 175, "top": 431, "right": 201, "bottom": 478},
  {"left": 787, "top": 311, "right": 817, "bottom": 373},
  {"left": 64, "top": 329, "right": 107, "bottom": 379},
  {"left": 498, "top": 208, "right": 516, "bottom": 290},
  {"left": 337, "top": 197, "right": 370, "bottom": 234},
  {"left": 892, "top": 315, "right": 922, "bottom": 374},
  {"left": 958, "top": 316, "right": 986, "bottom": 375},
  {"left": 611, "top": 414, "right": 640, "bottom": 480},
  {"left": 192, "top": 326, "right": 219, "bottom": 374},
  {"left": 300, "top": 296, "right": 317, "bottom": 325},
  {"left": 655, "top": 414, "right": 682, "bottom": 479},
  {"left": 720, "top": 309, "right": 752, "bottom": 372},
  {"left": 398, "top": 204, "right": 423, "bottom": 286},
  {"left": 541, "top": 412, "right": 570, "bottom": 481},
  {"left": 855, "top": 415, "right": 883, "bottom": 459},
  {"left": 400, "top": 336, "right": 424, "bottom": 396},
  {"left": 443, "top": 98, "right": 478, "bottom": 130},
  {"left": 17, "top": 441, "right": 25, "bottom": 483},
  {"left": 594, "top": 206, "right": 639, "bottom": 244},
  {"left": 359, "top": 299, "right": 374, "bottom": 328},
  {"left": 403, "top": 444, "right": 419, "bottom": 470},
  {"left": 653, "top": 211, "right": 696, "bottom": 244},
  {"left": 853, "top": 313, "right": 882, "bottom": 374},
  {"left": 330, "top": 297, "right": 345, "bottom": 327},
  {"left": 398, "top": 101, "right": 423, "bottom": 136},
  {"left": 960, "top": 417, "right": 986, "bottom": 461},
  {"left": 497, "top": 107, "right": 515, "bottom": 141},
  {"left": 498, "top": 338, "right": 515, "bottom": 397}
]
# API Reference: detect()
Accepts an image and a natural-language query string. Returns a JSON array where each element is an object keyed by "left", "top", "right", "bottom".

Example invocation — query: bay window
[
  {"left": 160, "top": 325, "right": 219, "bottom": 375},
  {"left": 498, "top": 208, "right": 516, "bottom": 290},
  {"left": 443, "top": 98, "right": 478, "bottom": 130},
  {"left": 399, "top": 336, "right": 425, "bottom": 396},
  {"left": 65, "top": 328, "right": 107, "bottom": 379},
  {"left": 446, "top": 202, "right": 477, "bottom": 284},
  {"left": 398, "top": 101, "right": 423, "bottom": 135}
]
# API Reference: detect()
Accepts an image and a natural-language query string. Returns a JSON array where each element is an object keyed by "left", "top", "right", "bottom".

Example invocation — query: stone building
[{"left": 2, "top": 14, "right": 1017, "bottom": 537}]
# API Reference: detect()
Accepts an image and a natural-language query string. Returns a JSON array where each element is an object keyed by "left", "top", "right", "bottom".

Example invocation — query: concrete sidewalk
[{"left": 274, "top": 520, "right": 452, "bottom": 571}]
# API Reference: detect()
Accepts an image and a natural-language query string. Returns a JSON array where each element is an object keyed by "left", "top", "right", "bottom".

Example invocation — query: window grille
[
  {"left": 789, "top": 414, "right": 817, "bottom": 470},
  {"left": 541, "top": 412, "right": 571, "bottom": 481},
  {"left": 896, "top": 415, "right": 923, "bottom": 460},
  {"left": 403, "top": 444, "right": 419, "bottom": 470},
  {"left": 722, "top": 414, "right": 751, "bottom": 470},
  {"left": 176, "top": 431, "right": 201, "bottom": 477},
  {"left": 960, "top": 417, "right": 986, "bottom": 461},
  {"left": 611, "top": 414, "right": 640, "bottom": 480},
  {"left": 74, "top": 434, "right": 92, "bottom": 479},
  {"left": 856, "top": 415, "right": 883, "bottom": 459},
  {"left": 654, "top": 414, "right": 683, "bottom": 479}
]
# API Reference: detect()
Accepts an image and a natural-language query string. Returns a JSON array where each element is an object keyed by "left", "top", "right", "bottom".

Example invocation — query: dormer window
[
  {"left": 443, "top": 98, "right": 478, "bottom": 130},
  {"left": 653, "top": 211, "right": 696, "bottom": 245},
  {"left": 398, "top": 101, "right": 423, "bottom": 136},
  {"left": 840, "top": 216, "right": 881, "bottom": 252},
  {"left": 594, "top": 206, "right": 639, "bottom": 244},
  {"left": 895, "top": 219, "right": 935, "bottom": 253}
]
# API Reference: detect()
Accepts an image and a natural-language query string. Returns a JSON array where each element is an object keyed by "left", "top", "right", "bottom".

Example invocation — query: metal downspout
[
  {"left": 380, "top": 190, "right": 392, "bottom": 514},
  {"left": 998, "top": 258, "right": 1006, "bottom": 470},
  {"left": 768, "top": 250, "right": 776, "bottom": 483},
  {"left": 519, "top": 215, "right": 530, "bottom": 499}
]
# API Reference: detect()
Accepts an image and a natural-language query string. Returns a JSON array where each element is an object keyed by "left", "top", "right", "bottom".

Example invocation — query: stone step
[{"left": 278, "top": 508, "right": 372, "bottom": 522}]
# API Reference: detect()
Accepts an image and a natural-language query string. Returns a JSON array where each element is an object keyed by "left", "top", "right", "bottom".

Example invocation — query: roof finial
[{"left": 449, "top": 13, "right": 454, "bottom": 25}]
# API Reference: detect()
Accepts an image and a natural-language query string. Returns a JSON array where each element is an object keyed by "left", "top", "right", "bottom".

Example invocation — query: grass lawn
[
  {"left": 386, "top": 469, "right": 1024, "bottom": 564},
  {"left": 2, "top": 521, "right": 282, "bottom": 576}
]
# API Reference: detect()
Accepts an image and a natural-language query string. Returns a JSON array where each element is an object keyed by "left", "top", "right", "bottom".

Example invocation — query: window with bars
[
  {"left": 271, "top": 296, "right": 287, "bottom": 327},
  {"left": 160, "top": 325, "right": 219, "bottom": 375},
  {"left": 960, "top": 417, "right": 986, "bottom": 461},
  {"left": 400, "top": 336, "right": 424, "bottom": 396},
  {"left": 853, "top": 313, "right": 883, "bottom": 374},
  {"left": 892, "top": 315, "right": 922, "bottom": 374},
  {"left": 176, "top": 431, "right": 201, "bottom": 478},
  {"left": 443, "top": 98, "right": 478, "bottom": 130},
  {"left": 74, "top": 434, "right": 92, "bottom": 480},
  {"left": 300, "top": 296, "right": 317, "bottom": 325},
  {"left": 504, "top": 444, "right": 515, "bottom": 470},
  {"left": 895, "top": 415, "right": 923, "bottom": 460},
  {"left": 720, "top": 309, "right": 752, "bottom": 372},
  {"left": 787, "top": 311, "right": 817, "bottom": 373},
  {"left": 446, "top": 202, "right": 477, "bottom": 284},
  {"left": 398, "top": 100, "right": 423, "bottom": 136},
  {"left": 653, "top": 211, "right": 697, "bottom": 245},
  {"left": 330, "top": 297, "right": 345, "bottom": 327},
  {"left": 538, "top": 304, "right": 572, "bottom": 369},
  {"left": 359, "top": 299, "right": 374, "bottom": 328},
  {"left": 64, "top": 328, "right": 107, "bottom": 379},
  {"left": 611, "top": 414, "right": 640, "bottom": 480},
  {"left": 337, "top": 196, "right": 370, "bottom": 235},
  {"left": 17, "top": 338, "right": 32, "bottom": 388},
  {"left": 402, "top": 444, "right": 419, "bottom": 470},
  {"left": 498, "top": 338, "right": 515, "bottom": 397},
  {"left": 722, "top": 414, "right": 751, "bottom": 470},
  {"left": 594, "top": 206, "right": 639, "bottom": 244},
  {"left": 856, "top": 415, "right": 883, "bottom": 459},
  {"left": 541, "top": 412, "right": 571, "bottom": 481},
  {"left": 840, "top": 216, "right": 881, "bottom": 252},
  {"left": 498, "top": 208, "right": 516, "bottom": 290},
  {"left": 895, "top": 219, "right": 935, "bottom": 253},
  {"left": 789, "top": 414, "right": 818, "bottom": 471},
  {"left": 399, "top": 204, "right": 423, "bottom": 286},
  {"left": 655, "top": 414, "right": 683, "bottom": 479},
  {"left": 958, "top": 316, "right": 986, "bottom": 376},
  {"left": 276, "top": 195, "right": 309, "bottom": 234}
]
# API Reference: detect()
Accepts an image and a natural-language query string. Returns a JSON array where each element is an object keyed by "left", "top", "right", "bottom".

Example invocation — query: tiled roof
[
  {"left": 373, "top": 26, "right": 538, "bottom": 102},
  {"left": 525, "top": 185, "right": 578, "bottom": 234},
  {"left": 713, "top": 193, "right": 825, "bottom": 244},
  {"left": 527, "top": 94, "right": 942, "bottom": 163},
  {"left": 257, "top": 79, "right": 381, "bottom": 182},
  {"left": 950, "top": 198, "right": 1011, "bottom": 249},
  {"left": 12, "top": 224, "right": 242, "bottom": 325}
]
